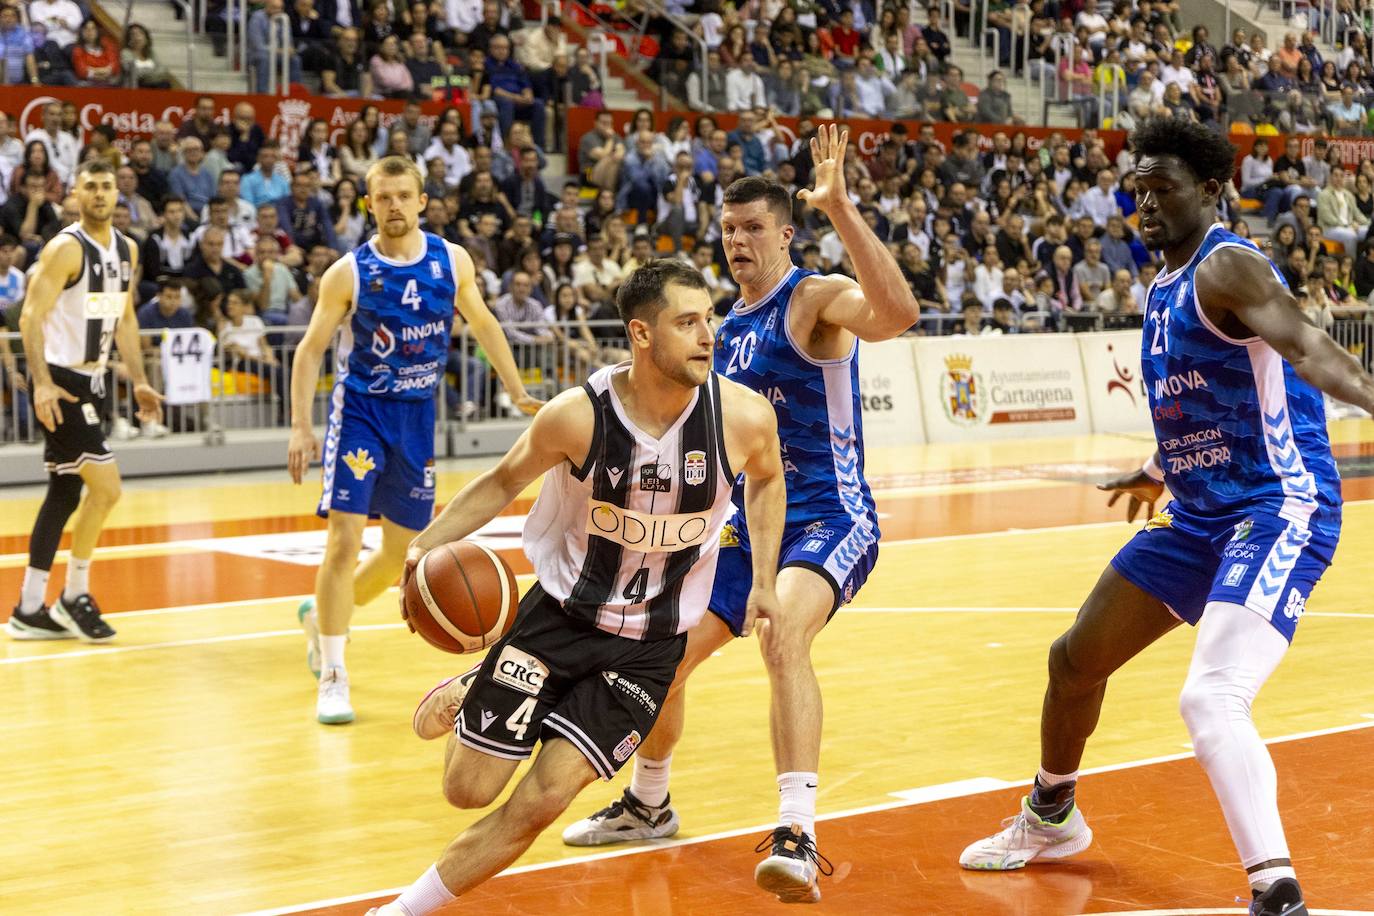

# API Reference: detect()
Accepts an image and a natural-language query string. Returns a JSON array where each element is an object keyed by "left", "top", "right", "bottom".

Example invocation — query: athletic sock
[
  {"left": 321, "top": 634, "right": 347, "bottom": 671},
  {"left": 19, "top": 567, "right": 49, "bottom": 613},
  {"left": 777, "top": 772, "right": 818, "bottom": 838},
  {"left": 63, "top": 558, "right": 91, "bottom": 602},
  {"left": 1248, "top": 865, "right": 1298, "bottom": 893},
  {"left": 1028, "top": 768, "right": 1078, "bottom": 824},
  {"left": 628, "top": 754, "right": 672, "bottom": 808},
  {"left": 393, "top": 863, "right": 456, "bottom": 916}
]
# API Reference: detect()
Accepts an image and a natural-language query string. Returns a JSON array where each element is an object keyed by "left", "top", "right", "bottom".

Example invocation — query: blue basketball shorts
[
  {"left": 707, "top": 510, "right": 880, "bottom": 636},
  {"left": 1109, "top": 502, "right": 1340, "bottom": 643},
  {"left": 317, "top": 386, "right": 437, "bottom": 532}
]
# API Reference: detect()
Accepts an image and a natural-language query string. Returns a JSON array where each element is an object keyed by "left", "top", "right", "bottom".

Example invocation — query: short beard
[
  {"left": 380, "top": 219, "right": 413, "bottom": 238},
  {"left": 650, "top": 345, "right": 707, "bottom": 390}
]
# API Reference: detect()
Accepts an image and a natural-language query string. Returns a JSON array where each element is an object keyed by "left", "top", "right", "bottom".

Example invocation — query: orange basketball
[{"left": 404, "top": 541, "right": 518, "bottom": 654}]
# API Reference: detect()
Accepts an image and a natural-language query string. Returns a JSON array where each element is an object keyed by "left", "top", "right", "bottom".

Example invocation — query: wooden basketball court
[{"left": 3, "top": 423, "right": 1373, "bottom": 915}]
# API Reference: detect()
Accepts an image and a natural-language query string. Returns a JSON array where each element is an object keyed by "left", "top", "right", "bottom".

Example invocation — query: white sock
[
  {"left": 394, "top": 863, "right": 456, "bottom": 916},
  {"left": 629, "top": 754, "right": 672, "bottom": 807},
  {"left": 320, "top": 634, "right": 347, "bottom": 671},
  {"left": 777, "top": 772, "right": 818, "bottom": 838},
  {"left": 1035, "top": 767, "right": 1078, "bottom": 788},
  {"left": 63, "top": 558, "right": 91, "bottom": 602},
  {"left": 20, "top": 567, "right": 49, "bottom": 613},
  {"left": 1248, "top": 865, "right": 1297, "bottom": 892}
]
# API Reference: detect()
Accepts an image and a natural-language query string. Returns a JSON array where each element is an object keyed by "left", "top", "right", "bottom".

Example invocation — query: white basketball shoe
[
  {"left": 561, "top": 788, "right": 680, "bottom": 846},
  {"left": 959, "top": 797, "right": 1093, "bottom": 870},
  {"left": 412, "top": 665, "right": 481, "bottom": 739},
  {"left": 754, "top": 823, "right": 832, "bottom": 904},
  {"left": 316, "top": 667, "right": 354, "bottom": 724}
]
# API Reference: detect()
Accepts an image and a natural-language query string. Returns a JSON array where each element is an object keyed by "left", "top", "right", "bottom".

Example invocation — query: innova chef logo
[{"left": 941, "top": 353, "right": 984, "bottom": 426}]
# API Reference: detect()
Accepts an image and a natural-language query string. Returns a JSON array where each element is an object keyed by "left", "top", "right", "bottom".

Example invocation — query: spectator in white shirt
[
  {"left": 25, "top": 102, "right": 78, "bottom": 187},
  {"left": 1080, "top": 168, "right": 1122, "bottom": 227},
  {"left": 973, "top": 245, "right": 1005, "bottom": 309},
  {"left": 851, "top": 57, "right": 895, "bottom": 116},
  {"left": 28, "top": 0, "right": 83, "bottom": 49},
  {"left": 0, "top": 112, "right": 23, "bottom": 177},
  {"left": 725, "top": 56, "right": 767, "bottom": 111},
  {"left": 423, "top": 121, "right": 473, "bottom": 189},
  {"left": 444, "top": 0, "right": 483, "bottom": 35},
  {"left": 1072, "top": 238, "right": 1112, "bottom": 303},
  {"left": 1159, "top": 48, "right": 1195, "bottom": 93}
]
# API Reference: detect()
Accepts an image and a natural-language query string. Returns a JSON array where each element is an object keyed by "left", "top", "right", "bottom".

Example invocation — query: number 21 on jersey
[{"left": 1149, "top": 307, "right": 1171, "bottom": 355}]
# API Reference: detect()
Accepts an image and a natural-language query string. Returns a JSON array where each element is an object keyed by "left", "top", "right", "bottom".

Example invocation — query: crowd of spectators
[
  {"left": 0, "top": 2, "right": 172, "bottom": 87},
  {"left": 640, "top": 0, "right": 1374, "bottom": 134}
]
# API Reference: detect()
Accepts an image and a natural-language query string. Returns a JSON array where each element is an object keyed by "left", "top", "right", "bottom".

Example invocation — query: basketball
[{"left": 404, "top": 541, "right": 519, "bottom": 654}]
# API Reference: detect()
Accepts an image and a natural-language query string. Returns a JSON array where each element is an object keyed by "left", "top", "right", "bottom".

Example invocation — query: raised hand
[{"left": 796, "top": 124, "right": 850, "bottom": 216}]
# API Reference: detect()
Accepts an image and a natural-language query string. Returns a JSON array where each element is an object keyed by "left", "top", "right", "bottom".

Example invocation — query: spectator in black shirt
[
  {"left": 501, "top": 148, "right": 555, "bottom": 220},
  {"left": 458, "top": 171, "right": 511, "bottom": 234},
  {"left": 0, "top": 172, "right": 60, "bottom": 256},
  {"left": 127, "top": 138, "right": 170, "bottom": 210},
  {"left": 184, "top": 226, "right": 247, "bottom": 294},
  {"left": 359, "top": 0, "right": 395, "bottom": 57},
  {"left": 405, "top": 32, "right": 446, "bottom": 98},
  {"left": 227, "top": 102, "right": 266, "bottom": 173},
  {"left": 323, "top": 27, "right": 372, "bottom": 96},
  {"left": 923, "top": 8, "right": 951, "bottom": 63},
  {"left": 467, "top": 0, "right": 508, "bottom": 55},
  {"left": 276, "top": 169, "right": 339, "bottom": 252},
  {"left": 291, "top": 0, "right": 338, "bottom": 73}
]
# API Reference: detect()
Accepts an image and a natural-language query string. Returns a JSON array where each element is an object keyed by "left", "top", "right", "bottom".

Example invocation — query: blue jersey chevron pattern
[
  {"left": 1109, "top": 223, "right": 1343, "bottom": 643},
  {"left": 1141, "top": 223, "right": 1340, "bottom": 535}
]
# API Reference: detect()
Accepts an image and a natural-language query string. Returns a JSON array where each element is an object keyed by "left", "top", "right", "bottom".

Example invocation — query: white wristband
[{"left": 1141, "top": 453, "right": 1164, "bottom": 484}]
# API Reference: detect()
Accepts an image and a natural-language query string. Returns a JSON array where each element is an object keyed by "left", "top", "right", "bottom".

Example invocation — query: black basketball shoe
[
  {"left": 50, "top": 593, "right": 116, "bottom": 643},
  {"left": 6, "top": 604, "right": 76, "bottom": 640},
  {"left": 754, "top": 824, "right": 834, "bottom": 903},
  {"left": 1250, "top": 878, "right": 1309, "bottom": 916}
]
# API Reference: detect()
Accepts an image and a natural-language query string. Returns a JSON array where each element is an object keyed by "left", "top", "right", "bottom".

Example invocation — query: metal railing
[{"left": 265, "top": 12, "right": 292, "bottom": 95}]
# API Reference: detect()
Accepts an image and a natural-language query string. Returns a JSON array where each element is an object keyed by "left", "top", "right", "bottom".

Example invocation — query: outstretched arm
[
  {"left": 798, "top": 125, "right": 920, "bottom": 341},
  {"left": 450, "top": 242, "right": 541, "bottom": 415},
  {"left": 1197, "top": 248, "right": 1374, "bottom": 414}
]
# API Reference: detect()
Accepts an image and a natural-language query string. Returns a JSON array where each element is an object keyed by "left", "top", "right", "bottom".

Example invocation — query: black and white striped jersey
[
  {"left": 42, "top": 225, "right": 133, "bottom": 375},
  {"left": 523, "top": 363, "right": 737, "bottom": 640}
]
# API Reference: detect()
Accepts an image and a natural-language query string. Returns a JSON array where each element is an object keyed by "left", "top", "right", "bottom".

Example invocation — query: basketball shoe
[
  {"left": 50, "top": 593, "right": 116, "bottom": 643},
  {"left": 412, "top": 665, "right": 481, "bottom": 739},
  {"left": 959, "top": 797, "right": 1093, "bottom": 870},
  {"left": 754, "top": 823, "right": 832, "bottom": 903},
  {"left": 561, "top": 788, "right": 680, "bottom": 846},
  {"left": 6, "top": 604, "right": 75, "bottom": 640},
  {"left": 317, "top": 667, "right": 354, "bottom": 724},
  {"left": 364, "top": 904, "right": 407, "bottom": 915},
  {"left": 1250, "top": 878, "right": 1308, "bottom": 915},
  {"left": 298, "top": 598, "right": 320, "bottom": 679}
]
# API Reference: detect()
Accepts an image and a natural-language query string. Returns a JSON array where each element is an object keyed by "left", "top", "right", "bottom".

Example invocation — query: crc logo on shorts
[
  {"left": 493, "top": 645, "right": 548, "bottom": 696},
  {"left": 1223, "top": 562, "right": 1248, "bottom": 587},
  {"left": 343, "top": 448, "right": 375, "bottom": 481},
  {"left": 1282, "top": 589, "right": 1307, "bottom": 620},
  {"left": 585, "top": 500, "right": 712, "bottom": 553},
  {"left": 613, "top": 729, "right": 642, "bottom": 763},
  {"left": 684, "top": 450, "right": 707, "bottom": 486}
]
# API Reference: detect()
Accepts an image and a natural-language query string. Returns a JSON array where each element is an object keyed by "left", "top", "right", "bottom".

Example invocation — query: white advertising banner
[
  {"left": 914, "top": 335, "right": 1093, "bottom": 443},
  {"left": 1077, "top": 330, "right": 1153, "bottom": 434},
  {"left": 857, "top": 338, "right": 925, "bottom": 447}
]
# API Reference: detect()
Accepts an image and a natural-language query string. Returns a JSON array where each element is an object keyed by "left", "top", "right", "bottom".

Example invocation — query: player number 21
[
  {"left": 401, "top": 278, "right": 423, "bottom": 311},
  {"left": 1149, "top": 308, "right": 1171, "bottom": 355}
]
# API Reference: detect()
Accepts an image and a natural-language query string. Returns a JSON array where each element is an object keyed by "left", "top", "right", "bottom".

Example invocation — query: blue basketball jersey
[
  {"left": 1143, "top": 224, "right": 1341, "bottom": 533},
  {"left": 714, "top": 266, "right": 879, "bottom": 535},
  {"left": 337, "top": 232, "right": 457, "bottom": 400}
]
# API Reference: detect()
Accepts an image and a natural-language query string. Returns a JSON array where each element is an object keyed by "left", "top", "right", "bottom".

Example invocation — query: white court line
[
  {"left": 234, "top": 718, "right": 1374, "bottom": 916},
  {"left": 9, "top": 605, "right": 1371, "bottom": 666}
]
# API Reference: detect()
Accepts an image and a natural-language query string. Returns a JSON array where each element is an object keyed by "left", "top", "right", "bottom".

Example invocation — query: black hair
[
  {"left": 1130, "top": 118, "right": 1237, "bottom": 185},
  {"left": 722, "top": 176, "right": 792, "bottom": 226},
  {"left": 615, "top": 258, "right": 708, "bottom": 326},
  {"left": 75, "top": 158, "right": 116, "bottom": 180},
  {"left": 157, "top": 275, "right": 183, "bottom": 292},
  {"left": 161, "top": 194, "right": 186, "bottom": 213}
]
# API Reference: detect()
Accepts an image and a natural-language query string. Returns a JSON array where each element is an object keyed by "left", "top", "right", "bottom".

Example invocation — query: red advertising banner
[{"left": 0, "top": 86, "right": 446, "bottom": 165}]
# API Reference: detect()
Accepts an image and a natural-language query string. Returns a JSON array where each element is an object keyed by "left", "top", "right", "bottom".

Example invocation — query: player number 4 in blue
[{"left": 401, "top": 278, "right": 423, "bottom": 311}]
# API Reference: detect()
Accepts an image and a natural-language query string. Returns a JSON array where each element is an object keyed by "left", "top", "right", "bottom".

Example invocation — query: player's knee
[
  {"left": 84, "top": 475, "right": 121, "bottom": 508},
  {"left": 48, "top": 474, "right": 83, "bottom": 513},
  {"left": 1046, "top": 634, "right": 1104, "bottom": 694},
  {"left": 441, "top": 770, "right": 503, "bottom": 810},
  {"left": 506, "top": 774, "right": 576, "bottom": 832},
  {"left": 322, "top": 531, "right": 364, "bottom": 567},
  {"left": 1178, "top": 674, "right": 1251, "bottom": 757}
]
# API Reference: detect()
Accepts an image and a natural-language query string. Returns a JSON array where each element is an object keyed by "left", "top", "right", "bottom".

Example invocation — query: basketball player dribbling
[
  {"left": 961, "top": 120, "right": 1374, "bottom": 916},
  {"left": 561, "top": 125, "right": 922, "bottom": 903},
  {"left": 287, "top": 155, "right": 538, "bottom": 725},
  {"left": 6, "top": 159, "right": 163, "bottom": 644},
  {"left": 365, "top": 260, "right": 786, "bottom": 916}
]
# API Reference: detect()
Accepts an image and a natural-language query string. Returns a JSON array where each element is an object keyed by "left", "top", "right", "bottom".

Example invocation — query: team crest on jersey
[
  {"left": 640, "top": 463, "right": 672, "bottom": 492},
  {"left": 1233, "top": 517, "right": 1253, "bottom": 542},
  {"left": 343, "top": 448, "right": 375, "bottom": 481},
  {"left": 941, "top": 353, "right": 984, "bottom": 426},
  {"left": 429, "top": 260, "right": 443, "bottom": 279},
  {"left": 684, "top": 450, "right": 707, "bottom": 486},
  {"left": 372, "top": 324, "right": 396, "bottom": 358},
  {"left": 370, "top": 277, "right": 384, "bottom": 292}
]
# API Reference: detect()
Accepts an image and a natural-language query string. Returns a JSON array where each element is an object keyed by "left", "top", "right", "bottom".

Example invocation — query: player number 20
[
  {"left": 401, "top": 278, "right": 423, "bottom": 311},
  {"left": 724, "top": 331, "right": 757, "bottom": 375}
]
